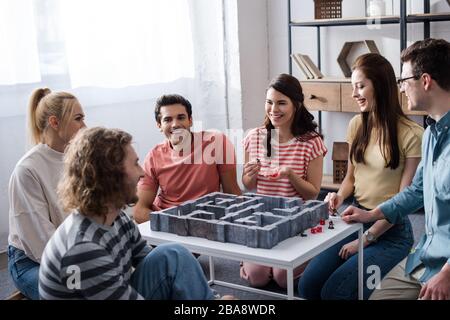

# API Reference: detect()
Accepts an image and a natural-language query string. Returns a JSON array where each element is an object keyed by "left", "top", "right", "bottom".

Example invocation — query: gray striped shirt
[{"left": 39, "top": 211, "right": 151, "bottom": 299}]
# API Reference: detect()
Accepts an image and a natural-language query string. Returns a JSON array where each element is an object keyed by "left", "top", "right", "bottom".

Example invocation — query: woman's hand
[
  {"left": 324, "top": 192, "right": 344, "bottom": 213},
  {"left": 265, "top": 166, "right": 292, "bottom": 180},
  {"left": 243, "top": 160, "right": 261, "bottom": 180},
  {"left": 276, "top": 166, "right": 292, "bottom": 179}
]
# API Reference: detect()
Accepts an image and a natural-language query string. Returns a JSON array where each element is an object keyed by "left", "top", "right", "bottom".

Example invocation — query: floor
[{"left": 0, "top": 250, "right": 282, "bottom": 300}]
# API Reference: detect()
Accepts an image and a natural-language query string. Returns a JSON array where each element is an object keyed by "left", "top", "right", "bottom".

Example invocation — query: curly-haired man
[{"left": 38, "top": 127, "right": 214, "bottom": 300}]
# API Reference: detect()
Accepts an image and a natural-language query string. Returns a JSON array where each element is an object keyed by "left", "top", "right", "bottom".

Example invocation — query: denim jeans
[
  {"left": 7, "top": 246, "right": 40, "bottom": 300},
  {"left": 298, "top": 205, "right": 414, "bottom": 300},
  {"left": 130, "top": 243, "right": 214, "bottom": 300}
]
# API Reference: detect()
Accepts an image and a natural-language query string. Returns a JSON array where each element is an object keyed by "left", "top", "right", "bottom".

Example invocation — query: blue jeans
[
  {"left": 298, "top": 218, "right": 413, "bottom": 300},
  {"left": 7, "top": 246, "right": 40, "bottom": 300},
  {"left": 130, "top": 243, "right": 214, "bottom": 300}
]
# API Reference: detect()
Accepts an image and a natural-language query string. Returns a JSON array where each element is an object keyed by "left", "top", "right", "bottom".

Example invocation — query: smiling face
[
  {"left": 400, "top": 61, "right": 424, "bottom": 112},
  {"left": 351, "top": 69, "right": 375, "bottom": 113},
  {"left": 157, "top": 104, "right": 193, "bottom": 147},
  {"left": 60, "top": 101, "right": 86, "bottom": 142},
  {"left": 265, "top": 88, "right": 296, "bottom": 130}
]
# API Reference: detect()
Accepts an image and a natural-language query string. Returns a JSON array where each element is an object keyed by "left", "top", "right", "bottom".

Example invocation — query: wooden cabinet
[
  {"left": 301, "top": 82, "right": 340, "bottom": 111},
  {"left": 340, "top": 83, "right": 359, "bottom": 113},
  {"left": 301, "top": 80, "right": 427, "bottom": 116}
]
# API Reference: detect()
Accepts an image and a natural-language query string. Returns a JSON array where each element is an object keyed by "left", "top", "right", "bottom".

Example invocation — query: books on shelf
[
  {"left": 291, "top": 53, "right": 312, "bottom": 79},
  {"left": 291, "top": 53, "right": 324, "bottom": 79}
]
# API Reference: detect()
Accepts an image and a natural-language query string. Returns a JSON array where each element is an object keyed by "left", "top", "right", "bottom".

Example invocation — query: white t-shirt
[{"left": 8, "top": 143, "right": 67, "bottom": 263}]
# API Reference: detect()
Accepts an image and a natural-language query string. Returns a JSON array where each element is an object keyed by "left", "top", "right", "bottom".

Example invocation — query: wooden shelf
[
  {"left": 301, "top": 78, "right": 350, "bottom": 83},
  {"left": 291, "top": 16, "right": 400, "bottom": 27},
  {"left": 300, "top": 80, "right": 427, "bottom": 116},
  {"left": 407, "top": 13, "right": 450, "bottom": 23},
  {"left": 321, "top": 174, "right": 340, "bottom": 191},
  {"left": 290, "top": 12, "right": 450, "bottom": 27}
]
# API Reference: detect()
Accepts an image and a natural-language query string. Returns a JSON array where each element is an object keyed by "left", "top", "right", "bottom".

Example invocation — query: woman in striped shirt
[{"left": 240, "top": 73, "right": 327, "bottom": 288}]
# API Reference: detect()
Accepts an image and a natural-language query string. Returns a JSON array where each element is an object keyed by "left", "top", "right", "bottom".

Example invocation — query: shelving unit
[
  {"left": 287, "top": 0, "right": 450, "bottom": 190},
  {"left": 289, "top": 0, "right": 450, "bottom": 74}
]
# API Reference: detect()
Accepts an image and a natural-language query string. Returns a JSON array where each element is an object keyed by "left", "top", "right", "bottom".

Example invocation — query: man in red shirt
[{"left": 134, "top": 94, "right": 241, "bottom": 223}]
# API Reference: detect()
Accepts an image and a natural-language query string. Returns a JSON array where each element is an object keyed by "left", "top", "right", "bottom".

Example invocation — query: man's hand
[
  {"left": 419, "top": 264, "right": 450, "bottom": 300},
  {"left": 339, "top": 239, "right": 366, "bottom": 260},
  {"left": 341, "top": 206, "right": 381, "bottom": 224}
]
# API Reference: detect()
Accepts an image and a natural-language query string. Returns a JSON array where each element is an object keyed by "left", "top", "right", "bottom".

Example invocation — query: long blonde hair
[{"left": 28, "top": 88, "right": 78, "bottom": 145}]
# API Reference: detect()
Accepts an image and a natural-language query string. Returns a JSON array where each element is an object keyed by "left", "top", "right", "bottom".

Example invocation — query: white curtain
[
  {"left": 0, "top": 0, "right": 194, "bottom": 88},
  {"left": 0, "top": 0, "right": 241, "bottom": 252},
  {"left": 59, "top": 0, "right": 194, "bottom": 88},
  {"left": 0, "top": 0, "right": 222, "bottom": 119},
  {"left": 0, "top": 0, "right": 41, "bottom": 85}
]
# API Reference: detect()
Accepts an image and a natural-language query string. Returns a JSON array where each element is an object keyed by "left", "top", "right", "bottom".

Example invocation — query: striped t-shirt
[
  {"left": 244, "top": 127, "right": 327, "bottom": 198},
  {"left": 39, "top": 211, "right": 151, "bottom": 300}
]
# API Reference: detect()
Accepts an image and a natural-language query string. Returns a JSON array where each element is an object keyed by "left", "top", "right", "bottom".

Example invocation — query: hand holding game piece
[
  {"left": 261, "top": 166, "right": 281, "bottom": 179},
  {"left": 244, "top": 159, "right": 261, "bottom": 179},
  {"left": 331, "top": 208, "right": 338, "bottom": 216}
]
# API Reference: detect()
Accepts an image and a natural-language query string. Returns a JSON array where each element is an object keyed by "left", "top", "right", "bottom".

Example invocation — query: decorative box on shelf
[
  {"left": 332, "top": 142, "right": 349, "bottom": 184},
  {"left": 314, "top": 0, "right": 343, "bottom": 19}
]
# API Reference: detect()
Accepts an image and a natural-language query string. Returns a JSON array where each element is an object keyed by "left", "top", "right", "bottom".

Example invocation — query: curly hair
[{"left": 58, "top": 127, "right": 133, "bottom": 217}]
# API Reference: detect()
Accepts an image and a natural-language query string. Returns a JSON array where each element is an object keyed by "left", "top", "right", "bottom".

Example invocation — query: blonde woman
[{"left": 7, "top": 88, "right": 86, "bottom": 299}]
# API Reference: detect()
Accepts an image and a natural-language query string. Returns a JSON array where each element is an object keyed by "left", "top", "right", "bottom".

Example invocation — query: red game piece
[
  {"left": 316, "top": 226, "right": 322, "bottom": 233},
  {"left": 270, "top": 172, "right": 279, "bottom": 178},
  {"left": 311, "top": 227, "right": 317, "bottom": 234},
  {"left": 320, "top": 219, "right": 325, "bottom": 225}
]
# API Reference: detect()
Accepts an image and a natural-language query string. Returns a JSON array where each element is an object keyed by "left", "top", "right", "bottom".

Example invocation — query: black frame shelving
[{"left": 287, "top": 0, "right": 450, "bottom": 130}]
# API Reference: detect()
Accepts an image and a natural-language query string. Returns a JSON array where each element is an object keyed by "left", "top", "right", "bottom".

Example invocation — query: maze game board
[{"left": 149, "top": 192, "right": 329, "bottom": 249}]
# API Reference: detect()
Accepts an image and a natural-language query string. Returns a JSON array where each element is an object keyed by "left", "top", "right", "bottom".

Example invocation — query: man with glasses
[{"left": 342, "top": 38, "right": 450, "bottom": 300}]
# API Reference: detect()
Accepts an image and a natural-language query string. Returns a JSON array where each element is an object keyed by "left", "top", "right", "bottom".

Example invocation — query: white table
[{"left": 138, "top": 217, "right": 364, "bottom": 300}]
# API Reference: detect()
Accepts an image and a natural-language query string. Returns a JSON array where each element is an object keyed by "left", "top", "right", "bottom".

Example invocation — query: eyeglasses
[{"left": 397, "top": 75, "right": 420, "bottom": 86}]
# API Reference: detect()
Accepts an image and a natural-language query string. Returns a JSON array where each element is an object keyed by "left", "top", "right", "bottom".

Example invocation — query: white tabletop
[{"left": 138, "top": 217, "right": 362, "bottom": 269}]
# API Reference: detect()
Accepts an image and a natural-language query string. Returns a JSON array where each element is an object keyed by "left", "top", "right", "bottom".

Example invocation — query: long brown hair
[
  {"left": 263, "top": 73, "right": 322, "bottom": 157},
  {"left": 350, "top": 53, "right": 408, "bottom": 170}
]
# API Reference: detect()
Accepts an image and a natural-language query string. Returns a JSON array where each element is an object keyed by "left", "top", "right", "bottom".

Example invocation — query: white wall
[
  {"left": 237, "top": 0, "right": 270, "bottom": 131},
  {"left": 0, "top": 1, "right": 243, "bottom": 252},
  {"left": 267, "top": 0, "right": 450, "bottom": 175}
]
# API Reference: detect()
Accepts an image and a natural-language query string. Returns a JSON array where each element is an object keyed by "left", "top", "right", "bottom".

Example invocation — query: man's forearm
[
  {"left": 370, "top": 207, "right": 387, "bottom": 221},
  {"left": 133, "top": 205, "right": 151, "bottom": 224}
]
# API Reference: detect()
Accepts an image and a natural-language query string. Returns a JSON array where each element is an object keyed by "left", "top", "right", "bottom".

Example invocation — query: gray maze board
[{"left": 149, "top": 192, "right": 329, "bottom": 249}]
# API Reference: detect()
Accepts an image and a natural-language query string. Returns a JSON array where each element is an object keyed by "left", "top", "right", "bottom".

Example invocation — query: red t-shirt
[{"left": 138, "top": 131, "right": 236, "bottom": 210}]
